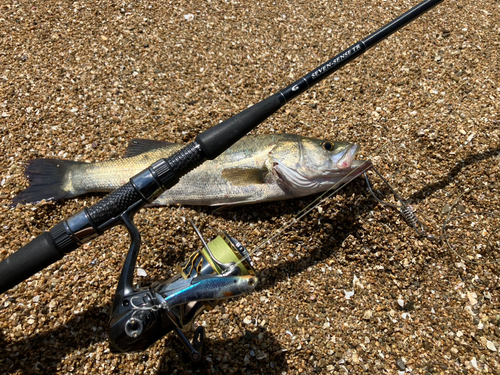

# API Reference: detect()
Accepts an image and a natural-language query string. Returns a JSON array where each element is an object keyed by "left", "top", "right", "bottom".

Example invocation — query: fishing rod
[{"left": 0, "top": 0, "right": 445, "bottom": 360}]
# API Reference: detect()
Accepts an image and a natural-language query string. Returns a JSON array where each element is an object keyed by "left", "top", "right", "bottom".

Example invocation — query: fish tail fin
[{"left": 12, "top": 159, "right": 84, "bottom": 205}]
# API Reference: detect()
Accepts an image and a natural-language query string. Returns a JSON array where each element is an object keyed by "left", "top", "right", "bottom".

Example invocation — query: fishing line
[
  {"left": 230, "top": 160, "right": 372, "bottom": 271},
  {"left": 363, "top": 169, "right": 500, "bottom": 264},
  {"left": 363, "top": 167, "right": 440, "bottom": 241},
  {"left": 225, "top": 140, "right": 413, "bottom": 271},
  {"left": 229, "top": 158, "right": 446, "bottom": 273}
]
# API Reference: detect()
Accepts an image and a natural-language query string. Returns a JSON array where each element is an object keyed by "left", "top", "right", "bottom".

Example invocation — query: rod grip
[
  {"left": 0, "top": 232, "right": 64, "bottom": 293},
  {"left": 87, "top": 182, "right": 143, "bottom": 228}
]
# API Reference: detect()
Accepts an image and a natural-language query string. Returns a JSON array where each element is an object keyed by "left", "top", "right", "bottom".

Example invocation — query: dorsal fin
[{"left": 124, "top": 139, "right": 176, "bottom": 157}]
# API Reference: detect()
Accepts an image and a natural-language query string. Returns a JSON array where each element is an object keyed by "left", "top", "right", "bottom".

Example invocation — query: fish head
[
  {"left": 303, "top": 138, "right": 359, "bottom": 171},
  {"left": 270, "top": 137, "right": 370, "bottom": 195}
]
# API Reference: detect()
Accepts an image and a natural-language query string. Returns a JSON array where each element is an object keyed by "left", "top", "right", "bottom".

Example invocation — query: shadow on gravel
[
  {"left": 0, "top": 188, "right": 374, "bottom": 375},
  {"left": 410, "top": 146, "right": 500, "bottom": 202},
  {"left": 0, "top": 303, "right": 288, "bottom": 374},
  {"left": 0, "top": 306, "right": 109, "bottom": 374}
]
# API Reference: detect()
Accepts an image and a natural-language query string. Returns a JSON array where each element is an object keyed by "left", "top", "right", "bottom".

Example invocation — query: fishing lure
[{"left": 363, "top": 167, "right": 437, "bottom": 240}]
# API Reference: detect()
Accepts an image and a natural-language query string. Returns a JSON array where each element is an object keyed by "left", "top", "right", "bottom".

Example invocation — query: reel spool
[{"left": 182, "top": 232, "right": 255, "bottom": 277}]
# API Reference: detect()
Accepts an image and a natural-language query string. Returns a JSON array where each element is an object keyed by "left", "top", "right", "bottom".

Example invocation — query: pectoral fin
[{"left": 221, "top": 167, "right": 269, "bottom": 186}]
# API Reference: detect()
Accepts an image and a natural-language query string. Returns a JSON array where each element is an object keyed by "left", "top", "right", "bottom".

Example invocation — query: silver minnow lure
[{"left": 164, "top": 275, "right": 258, "bottom": 307}]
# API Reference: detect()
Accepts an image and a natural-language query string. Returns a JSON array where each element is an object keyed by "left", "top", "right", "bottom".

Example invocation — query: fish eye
[{"left": 321, "top": 141, "right": 334, "bottom": 151}]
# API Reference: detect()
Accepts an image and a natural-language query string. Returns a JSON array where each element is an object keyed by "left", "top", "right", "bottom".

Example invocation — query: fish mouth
[
  {"left": 322, "top": 159, "right": 372, "bottom": 179},
  {"left": 316, "top": 159, "right": 372, "bottom": 187},
  {"left": 336, "top": 144, "right": 359, "bottom": 169}
]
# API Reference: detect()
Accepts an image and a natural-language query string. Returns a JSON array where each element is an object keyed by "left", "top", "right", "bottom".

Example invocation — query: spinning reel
[{"left": 109, "top": 216, "right": 257, "bottom": 361}]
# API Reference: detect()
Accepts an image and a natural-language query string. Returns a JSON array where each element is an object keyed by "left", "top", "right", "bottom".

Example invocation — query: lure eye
[{"left": 322, "top": 141, "right": 334, "bottom": 151}]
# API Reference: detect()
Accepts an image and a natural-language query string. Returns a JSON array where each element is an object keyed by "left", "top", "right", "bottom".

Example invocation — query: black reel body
[{"left": 108, "top": 218, "right": 256, "bottom": 361}]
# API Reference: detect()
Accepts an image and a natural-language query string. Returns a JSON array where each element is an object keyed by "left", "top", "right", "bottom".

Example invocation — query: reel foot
[{"left": 174, "top": 327, "right": 206, "bottom": 362}]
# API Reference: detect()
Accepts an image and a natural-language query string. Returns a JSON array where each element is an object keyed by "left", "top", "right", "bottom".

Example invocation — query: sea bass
[{"left": 12, "top": 134, "right": 372, "bottom": 206}]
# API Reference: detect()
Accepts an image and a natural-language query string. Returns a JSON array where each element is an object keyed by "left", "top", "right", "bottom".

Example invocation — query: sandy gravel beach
[{"left": 0, "top": 0, "right": 499, "bottom": 374}]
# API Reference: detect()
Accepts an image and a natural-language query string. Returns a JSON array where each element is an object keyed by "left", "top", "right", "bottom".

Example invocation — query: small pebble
[
  {"left": 136, "top": 268, "right": 147, "bottom": 277},
  {"left": 396, "top": 358, "right": 406, "bottom": 371},
  {"left": 487, "top": 340, "right": 497, "bottom": 352},
  {"left": 363, "top": 310, "right": 373, "bottom": 320}
]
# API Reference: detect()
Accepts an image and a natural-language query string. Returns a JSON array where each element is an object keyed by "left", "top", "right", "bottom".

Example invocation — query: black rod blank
[{"left": 196, "top": 0, "right": 445, "bottom": 160}]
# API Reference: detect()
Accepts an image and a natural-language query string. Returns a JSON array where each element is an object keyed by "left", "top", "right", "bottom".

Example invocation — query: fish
[{"left": 12, "top": 134, "right": 372, "bottom": 206}]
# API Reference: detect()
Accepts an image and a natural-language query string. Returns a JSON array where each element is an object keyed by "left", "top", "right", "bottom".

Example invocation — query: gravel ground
[{"left": 1, "top": 0, "right": 499, "bottom": 374}]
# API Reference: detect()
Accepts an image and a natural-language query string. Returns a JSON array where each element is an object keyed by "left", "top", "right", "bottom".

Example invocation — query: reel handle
[{"left": 109, "top": 217, "right": 257, "bottom": 355}]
